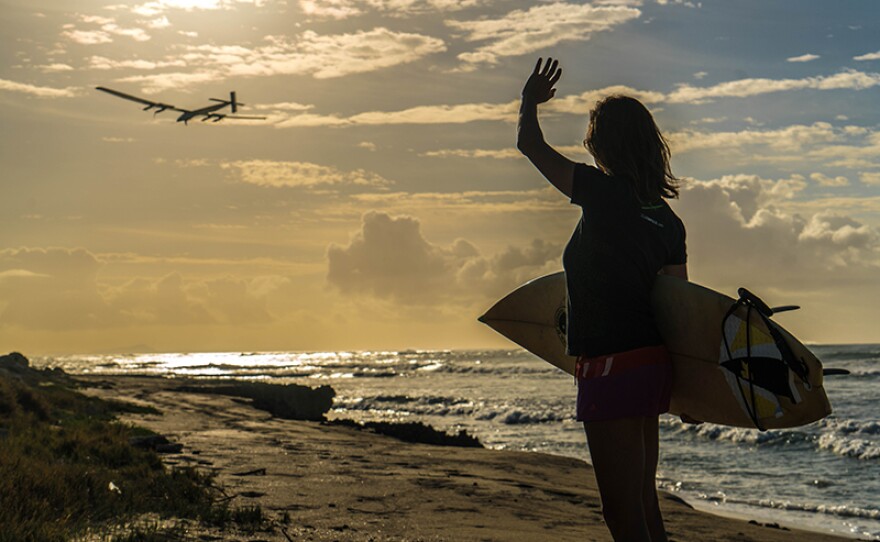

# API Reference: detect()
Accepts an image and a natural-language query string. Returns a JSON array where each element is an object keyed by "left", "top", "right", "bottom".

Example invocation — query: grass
[{"left": 0, "top": 365, "right": 269, "bottom": 542}]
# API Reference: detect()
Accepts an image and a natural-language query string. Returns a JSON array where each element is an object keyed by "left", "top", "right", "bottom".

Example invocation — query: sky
[{"left": 1, "top": 0, "right": 879, "bottom": 355}]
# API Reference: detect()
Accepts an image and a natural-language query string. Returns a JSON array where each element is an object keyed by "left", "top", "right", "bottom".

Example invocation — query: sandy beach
[{"left": 72, "top": 375, "right": 855, "bottom": 541}]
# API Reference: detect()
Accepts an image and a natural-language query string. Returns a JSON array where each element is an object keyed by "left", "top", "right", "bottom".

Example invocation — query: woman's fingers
[
  {"left": 549, "top": 67, "right": 562, "bottom": 86},
  {"left": 534, "top": 57, "right": 543, "bottom": 74}
]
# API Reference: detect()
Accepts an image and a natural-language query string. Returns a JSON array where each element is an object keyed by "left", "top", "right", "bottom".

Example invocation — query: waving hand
[{"left": 522, "top": 57, "right": 562, "bottom": 105}]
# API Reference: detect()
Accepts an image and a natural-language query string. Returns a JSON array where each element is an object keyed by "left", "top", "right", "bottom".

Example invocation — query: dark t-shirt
[{"left": 563, "top": 163, "right": 687, "bottom": 357}]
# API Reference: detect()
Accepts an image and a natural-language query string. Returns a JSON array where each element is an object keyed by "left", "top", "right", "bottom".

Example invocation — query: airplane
[{"left": 96, "top": 86, "right": 267, "bottom": 125}]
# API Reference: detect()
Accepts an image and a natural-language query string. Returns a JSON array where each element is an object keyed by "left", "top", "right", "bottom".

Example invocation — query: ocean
[{"left": 35, "top": 345, "right": 880, "bottom": 539}]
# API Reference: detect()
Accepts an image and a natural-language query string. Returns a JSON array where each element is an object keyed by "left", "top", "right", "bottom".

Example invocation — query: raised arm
[{"left": 517, "top": 57, "right": 575, "bottom": 198}]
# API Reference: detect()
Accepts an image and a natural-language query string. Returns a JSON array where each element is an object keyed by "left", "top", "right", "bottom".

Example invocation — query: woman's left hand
[{"left": 522, "top": 57, "right": 562, "bottom": 105}]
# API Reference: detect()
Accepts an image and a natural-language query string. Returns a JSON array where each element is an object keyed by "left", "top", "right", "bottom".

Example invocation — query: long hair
[{"left": 584, "top": 95, "right": 679, "bottom": 202}]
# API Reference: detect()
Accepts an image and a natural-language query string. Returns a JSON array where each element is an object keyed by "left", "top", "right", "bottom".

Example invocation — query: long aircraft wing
[{"left": 95, "top": 86, "right": 188, "bottom": 113}]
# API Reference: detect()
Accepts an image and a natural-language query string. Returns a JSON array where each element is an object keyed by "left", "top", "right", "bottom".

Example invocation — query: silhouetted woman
[{"left": 517, "top": 57, "right": 687, "bottom": 542}]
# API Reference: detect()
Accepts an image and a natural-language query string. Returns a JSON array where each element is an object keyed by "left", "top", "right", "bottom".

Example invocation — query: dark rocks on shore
[
  {"left": 0, "top": 352, "right": 73, "bottom": 386},
  {"left": 175, "top": 381, "right": 336, "bottom": 421},
  {"left": 129, "top": 434, "right": 184, "bottom": 454},
  {"left": 330, "top": 419, "right": 483, "bottom": 448}
]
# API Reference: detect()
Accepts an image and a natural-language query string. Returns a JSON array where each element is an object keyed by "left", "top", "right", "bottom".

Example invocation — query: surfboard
[{"left": 478, "top": 272, "right": 831, "bottom": 429}]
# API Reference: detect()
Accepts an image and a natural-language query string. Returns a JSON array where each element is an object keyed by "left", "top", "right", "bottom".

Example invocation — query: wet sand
[{"left": 79, "top": 375, "right": 853, "bottom": 541}]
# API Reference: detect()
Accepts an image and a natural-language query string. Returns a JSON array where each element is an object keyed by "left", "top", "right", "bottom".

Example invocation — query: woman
[{"left": 517, "top": 57, "right": 687, "bottom": 542}]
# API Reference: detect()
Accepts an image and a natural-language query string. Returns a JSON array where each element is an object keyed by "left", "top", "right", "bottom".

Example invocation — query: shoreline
[{"left": 75, "top": 374, "right": 860, "bottom": 541}]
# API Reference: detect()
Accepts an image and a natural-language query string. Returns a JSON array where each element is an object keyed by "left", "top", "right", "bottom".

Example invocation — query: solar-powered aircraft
[{"left": 96, "top": 87, "right": 267, "bottom": 125}]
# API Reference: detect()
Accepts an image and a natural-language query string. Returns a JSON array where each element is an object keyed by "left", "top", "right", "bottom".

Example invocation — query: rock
[
  {"left": 330, "top": 419, "right": 483, "bottom": 448},
  {"left": 175, "top": 381, "right": 336, "bottom": 421},
  {"left": 0, "top": 352, "right": 29, "bottom": 370}
]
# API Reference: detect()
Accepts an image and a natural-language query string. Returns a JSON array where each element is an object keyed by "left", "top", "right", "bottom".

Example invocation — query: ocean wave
[
  {"left": 335, "top": 395, "right": 479, "bottom": 418},
  {"left": 819, "top": 418, "right": 880, "bottom": 436},
  {"left": 697, "top": 492, "right": 880, "bottom": 522},
  {"left": 661, "top": 418, "right": 810, "bottom": 446},
  {"left": 817, "top": 433, "right": 880, "bottom": 461},
  {"left": 476, "top": 408, "right": 568, "bottom": 425}
]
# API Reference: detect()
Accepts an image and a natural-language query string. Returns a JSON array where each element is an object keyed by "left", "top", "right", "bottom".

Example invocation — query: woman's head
[{"left": 584, "top": 95, "right": 679, "bottom": 201}]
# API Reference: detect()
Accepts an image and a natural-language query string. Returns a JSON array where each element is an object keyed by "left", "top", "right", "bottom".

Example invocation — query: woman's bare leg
[
  {"left": 584, "top": 417, "right": 651, "bottom": 542},
  {"left": 642, "top": 416, "right": 667, "bottom": 541}
]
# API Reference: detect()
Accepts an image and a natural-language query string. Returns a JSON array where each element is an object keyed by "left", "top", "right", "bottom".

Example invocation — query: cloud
[
  {"left": 113, "top": 28, "right": 445, "bottom": 92},
  {"left": 116, "top": 71, "right": 226, "bottom": 94},
  {"left": 220, "top": 160, "right": 393, "bottom": 190},
  {"left": 0, "top": 78, "right": 78, "bottom": 98},
  {"left": 300, "top": 0, "right": 480, "bottom": 19},
  {"left": 668, "top": 122, "right": 842, "bottom": 154},
  {"left": 548, "top": 85, "right": 665, "bottom": 114},
  {"left": 446, "top": 3, "right": 640, "bottom": 65},
  {"left": 677, "top": 176, "right": 879, "bottom": 289},
  {"left": 252, "top": 101, "right": 314, "bottom": 111},
  {"left": 854, "top": 50, "right": 880, "bottom": 61},
  {"left": 89, "top": 56, "right": 187, "bottom": 70},
  {"left": 787, "top": 53, "right": 820, "bottom": 63},
  {"left": 421, "top": 148, "right": 521, "bottom": 159},
  {"left": 108, "top": 0, "right": 268, "bottom": 17},
  {"left": 38, "top": 63, "right": 75, "bottom": 73},
  {"left": 62, "top": 29, "right": 113, "bottom": 44},
  {"left": 809, "top": 172, "right": 849, "bottom": 187},
  {"left": 859, "top": 172, "right": 880, "bottom": 186},
  {"left": 272, "top": 84, "right": 661, "bottom": 128},
  {"left": 666, "top": 69, "right": 880, "bottom": 103},
  {"left": 0, "top": 248, "right": 115, "bottom": 329},
  {"left": 0, "top": 247, "right": 286, "bottom": 330},
  {"left": 64, "top": 14, "right": 152, "bottom": 44},
  {"left": 275, "top": 100, "right": 517, "bottom": 127},
  {"left": 326, "top": 211, "right": 560, "bottom": 303}
]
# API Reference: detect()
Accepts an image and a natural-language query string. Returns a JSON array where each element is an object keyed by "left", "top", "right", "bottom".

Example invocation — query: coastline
[{"left": 76, "top": 375, "right": 858, "bottom": 541}]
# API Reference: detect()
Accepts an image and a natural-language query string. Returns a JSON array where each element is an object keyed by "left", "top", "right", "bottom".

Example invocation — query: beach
[{"left": 74, "top": 374, "right": 856, "bottom": 541}]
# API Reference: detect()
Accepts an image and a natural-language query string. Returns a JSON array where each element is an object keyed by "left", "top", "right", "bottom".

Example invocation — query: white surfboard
[{"left": 479, "top": 272, "right": 831, "bottom": 429}]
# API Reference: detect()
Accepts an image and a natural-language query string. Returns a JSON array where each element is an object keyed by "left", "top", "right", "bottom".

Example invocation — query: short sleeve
[
  {"left": 669, "top": 218, "right": 687, "bottom": 265},
  {"left": 570, "top": 163, "right": 623, "bottom": 209}
]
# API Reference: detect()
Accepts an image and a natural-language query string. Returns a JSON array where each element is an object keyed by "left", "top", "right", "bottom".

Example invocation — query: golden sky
[{"left": 1, "top": 0, "right": 879, "bottom": 354}]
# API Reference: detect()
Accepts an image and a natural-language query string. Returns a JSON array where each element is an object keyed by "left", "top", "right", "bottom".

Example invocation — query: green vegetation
[{"left": 0, "top": 354, "right": 268, "bottom": 542}]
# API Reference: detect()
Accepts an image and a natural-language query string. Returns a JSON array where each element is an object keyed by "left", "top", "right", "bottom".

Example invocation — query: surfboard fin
[{"left": 770, "top": 305, "right": 800, "bottom": 314}]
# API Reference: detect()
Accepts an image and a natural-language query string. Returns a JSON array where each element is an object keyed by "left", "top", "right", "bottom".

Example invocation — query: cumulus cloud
[
  {"left": 327, "top": 211, "right": 560, "bottom": 303},
  {"left": 0, "top": 78, "right": 78, "bottom": 98},
  {"left": 667, "top": 69, "right": 880, "bottom": 103},
  {"left": 446, "top": 3, "right": 640, "bottom": 66},
  {"left": 787, "top": 53, "right": 820, "bottom": 63},
  {"left": 676, "top": 176, "right": 879, "bottom": 291},
  {"left": 220, "top": 160, "right": 393, "bottom": 190}
]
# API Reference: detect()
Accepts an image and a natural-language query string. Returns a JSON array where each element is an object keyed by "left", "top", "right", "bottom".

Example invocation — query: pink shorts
[{"left": 575, "top": 345, "right": 673, "bottom": 423}]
